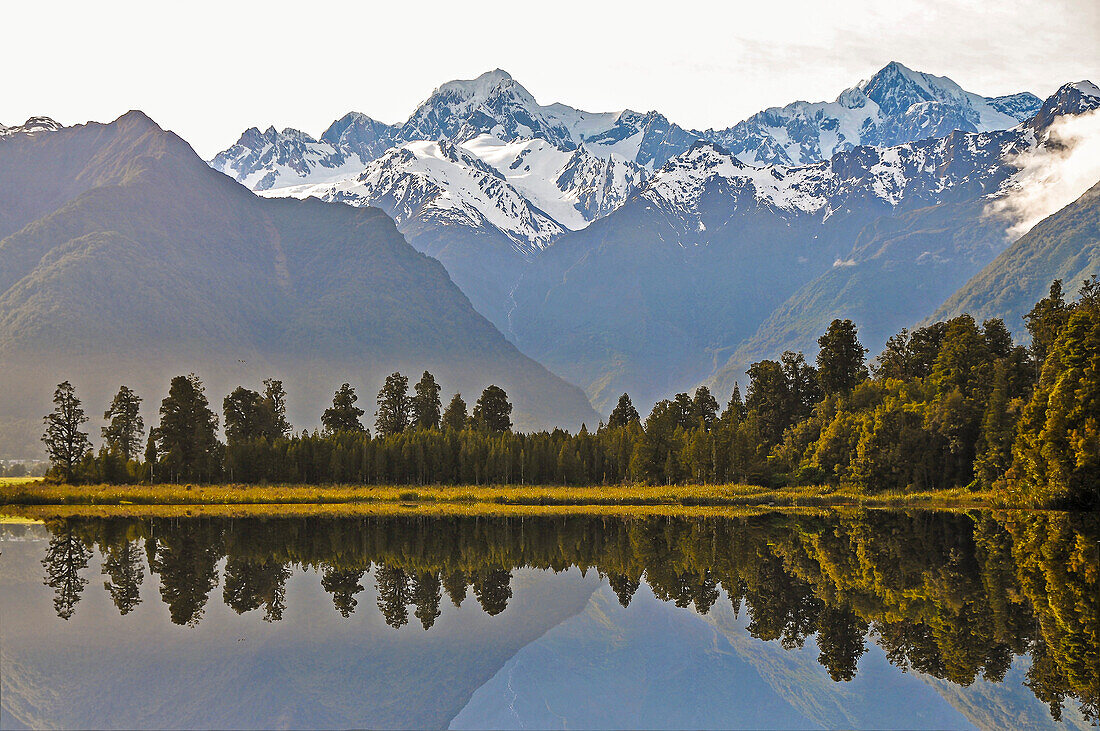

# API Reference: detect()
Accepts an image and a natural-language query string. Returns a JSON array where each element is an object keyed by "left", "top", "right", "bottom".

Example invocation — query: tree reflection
[
  {"left": 42, "top": 523, "right": 91, "bottom": 620},
  {"left": 39, "top": 509, "right": 1097, "bottom": 722}
]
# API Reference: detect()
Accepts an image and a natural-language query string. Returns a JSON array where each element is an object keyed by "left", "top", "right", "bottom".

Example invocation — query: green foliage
[
  {"left": 322, "top": 384, "right": 365, "bottom": 435},
  {"left": 151, "top": 374, "right": 221, "bottom": 483},
  {"left": 102, "top": 386, "right": 144, "bottom": 461},
  {"left": 607, "top": 393, "right": 640, "bottom": 428},
  {"left": 223, "top": 387, "right": 278, "bottom": 444},
  {"left": 1004, "top": 298, "right": 1100, "bottom": 508},
  {"left": 42, "top": 381, "right": 91, "bottom": 482},
  {"left": 39, "top": 281, "right": 1099, "bottom": 503},
  {"left": 472, "top": 385, "right": 512, "bottom": 433},
  {"left": 442, "top": 393, "right": 468, "bottom": 431},
  {"left": 411, "top": 371, "right": 442, "bottom": 430},
  {"left": 375, "top": 372, "right": 412, "bottom": 437},
  {"left": 817, "top": 319, "right": 867, "bottom": 395}
]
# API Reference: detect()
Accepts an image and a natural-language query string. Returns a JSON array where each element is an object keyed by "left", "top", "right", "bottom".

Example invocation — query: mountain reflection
[{"left": 39, "top": 510, "right": 1097, "bottom": 722}]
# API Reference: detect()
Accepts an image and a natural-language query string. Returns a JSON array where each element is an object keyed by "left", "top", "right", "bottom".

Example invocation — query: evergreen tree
[
  {"left": 1024, "top": 279, "right": 1070, "bottom": 367},
  {"left": 817, "top": 319, "right": 868, "bottom": 395},
  {"left": 720, "top": 384, "right": 747, "bottom": 425},
  {"left": 473, "top": 385, "right": 512, "bottom": 432},
  {"left": 607, "top": 393, "right": 640, "bottom": 428},
  {"left": 322, "top": 383, "right": 365, "bottom": 434},
  {"left": 692, "top": 386, "right": 719, "bottom": 430},
  {"left": 42, "top": 381, "right": 91, "bottom": 482},
  {"left": 974, "top": 362, "right": 1015, "bottom": 488},
  {"left": 263, "top": 378, "right": 292, "bottom": 437},
  {"left": 672, "top": 392, "right": 696, "bottom": 430},
  {"left": 375, "top": 372, "right": 412, "bottom": 437},
  {"left": 102, "top": 385, "right": 144, "bottom": 460},
  {"left": 411, "top": 371, "right": 442, "bottom": 430},
  {"left": 152, "top": 374, "right": 221, "bottom": 483},
  {"left": 223, "top": 386, "right": 277, "bottom": 444},
  {"left": 1005, "top": 303, "right": 1100, "bottom": 507},
  {"left": 442, "top": 393, "right": 468, "bottom": 431}
]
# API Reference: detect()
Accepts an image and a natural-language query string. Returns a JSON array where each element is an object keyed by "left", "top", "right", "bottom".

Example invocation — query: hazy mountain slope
[
  {"left": 707, "top": 82, "right": 1100, "bottom": 393},
  {"left": 0, "top": 113, "right": 598, "bottom": 456},
  {"left": 932, "top": 179, "right": 1100, "bottom": 335},
  {"left": 709, "top": 198, "right": 1006, "bottom": 395},
  {"left": 508, "top": 118, "right": 1034, "bottom": 410}
]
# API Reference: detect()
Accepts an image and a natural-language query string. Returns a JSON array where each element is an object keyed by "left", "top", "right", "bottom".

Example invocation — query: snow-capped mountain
[
  {"left": 398, "top": 69, "right": 698, "bottom": 169},
  {"left": 210, "top": 113, "right": 396, "bottom": 191},
  {"left": 206, "top": 63, "right": 1051, "bottom": 349},
  {"left": 506, "top": 81, "right": 1100, "bottom": 411},
  {"left": 704, "top": 62, "right": 1041, "bottom": 166},
  {"left": 0, "top": 116, "right": 62, "bottom": 138},
  {"left": 270, "top": 134, "right": 648, "bottom": 255}
]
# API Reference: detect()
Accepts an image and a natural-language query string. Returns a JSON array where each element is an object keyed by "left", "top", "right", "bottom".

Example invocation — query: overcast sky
[{"left": 4, "top": 0, "right": 1098, "bottom": 158}]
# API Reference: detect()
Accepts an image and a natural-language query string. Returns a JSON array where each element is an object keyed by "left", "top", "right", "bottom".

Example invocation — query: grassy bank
[{"left": 0, "top": 480, "right": 1008, "bottom": 514}]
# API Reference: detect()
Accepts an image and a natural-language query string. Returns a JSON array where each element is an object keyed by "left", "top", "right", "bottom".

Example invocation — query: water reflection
[{"left": 20, "top": 510, "right": 1100, "bottom": 725}]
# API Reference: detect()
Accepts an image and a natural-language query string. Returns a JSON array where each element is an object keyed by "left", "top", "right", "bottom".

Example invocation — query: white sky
[{"left": 3, "top": 0, "right": 1097, "bottom": 159}]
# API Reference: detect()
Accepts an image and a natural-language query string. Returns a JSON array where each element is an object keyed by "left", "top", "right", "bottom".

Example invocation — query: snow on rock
[
  {"left": 265, "top": 134, "right": 650, "bottom": 253},
  {"left": 210, "top": 118, "right": 395, "bottom": 191},
  {"left": 0, "top": 116, "right": 62, "bottom": 138},
  {"left": 704, "top": 61, "right": 1041, "bottom": 166}
]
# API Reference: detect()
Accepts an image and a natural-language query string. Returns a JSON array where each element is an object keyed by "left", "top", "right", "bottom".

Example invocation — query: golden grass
[
  {"left": 0, "top": 476, "right": 41, "bottom": 486},
  {"left": 0, "top": 481, "right": 1008, "bottom": 516}
]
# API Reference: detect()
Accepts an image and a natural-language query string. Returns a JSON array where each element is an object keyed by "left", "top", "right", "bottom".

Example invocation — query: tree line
[
  {"left": 42, "top": 278, "right": 1099, "bottom": 507},
  {"left": 38, "top": 510, "right": 1098, "bottom": 721}
]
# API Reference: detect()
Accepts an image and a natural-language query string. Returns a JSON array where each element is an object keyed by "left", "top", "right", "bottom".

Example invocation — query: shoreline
[{"left": 0, "top": 480, "right": 1050, "bottom": 518}]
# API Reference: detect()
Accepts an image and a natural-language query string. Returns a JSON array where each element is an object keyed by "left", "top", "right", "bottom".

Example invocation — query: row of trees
[{"left": 43, "top": 279, "right": 1099, "bottom": 506}]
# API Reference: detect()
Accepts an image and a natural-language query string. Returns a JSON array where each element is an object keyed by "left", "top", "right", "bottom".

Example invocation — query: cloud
[{"left": 987, "top": 108, "right": 1100, "bottom": 240}]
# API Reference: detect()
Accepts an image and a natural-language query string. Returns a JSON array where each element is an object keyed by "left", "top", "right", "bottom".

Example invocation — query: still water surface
[{"left": 1, "top": 510, "right": 1096, "bottom": 730}]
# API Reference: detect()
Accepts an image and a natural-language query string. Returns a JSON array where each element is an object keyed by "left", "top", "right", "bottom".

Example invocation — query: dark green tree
[
  {"left": 720, "top": 384, "right": 747, "bottom": 425},
  {"left": 817, "top": 319, "right": 868, "bottom": 395},
  {"left": 223, "top": 386, "right": 276, "bottom": 444},
  {"left": 42, "top": 381, "right": 91, "bottom": 482},
  {"left": 152, "top": 374, "right": 221, "bottom": 483},
  {"left": 1024, "top": 279, "right": 1070, "bottom": 367},
  {"left": 442, "top": 393, "right": 469, "bottom": 431},
  {"left": 608, "top": 393, "right": 640, "bottom": 428},
  {"left": 473, "top": 385, "right": 512, "bottom": 432},
  {"left": 322, "top": 383, "right": 365, "bottom": 434},
  {"left": 411, "top": 371, "right": 442, "bottom": 430},
  {"left": 263, "top": 378, "right": 292, "bottom": 437},
  {"left": 375, "top": 372, "right": 412, "bottom": 437},
  {"left": 692, "top": 386, "right": 720, "bottom": 430},
  {"left": 672, "top": 392, "right": 696, "bottom": 430},
  {"left": 102, "top": 386, "right": 144, "bottom": 460}
]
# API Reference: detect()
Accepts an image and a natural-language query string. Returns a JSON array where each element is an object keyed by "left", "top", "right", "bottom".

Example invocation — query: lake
[{"left": 1, "top": 510, "right": 1096, "bottom": 729}]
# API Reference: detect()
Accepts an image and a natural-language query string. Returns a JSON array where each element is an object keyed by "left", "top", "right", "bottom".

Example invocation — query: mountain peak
[
  {"left": 1029, "top": 79, "right": 1100, "bottom": 131},
  {"left": 434, "top": 69, "right": 517, "bottom": 100},
  {"left": 0, "top": 115, "right": 63, "bottom": 138}
]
